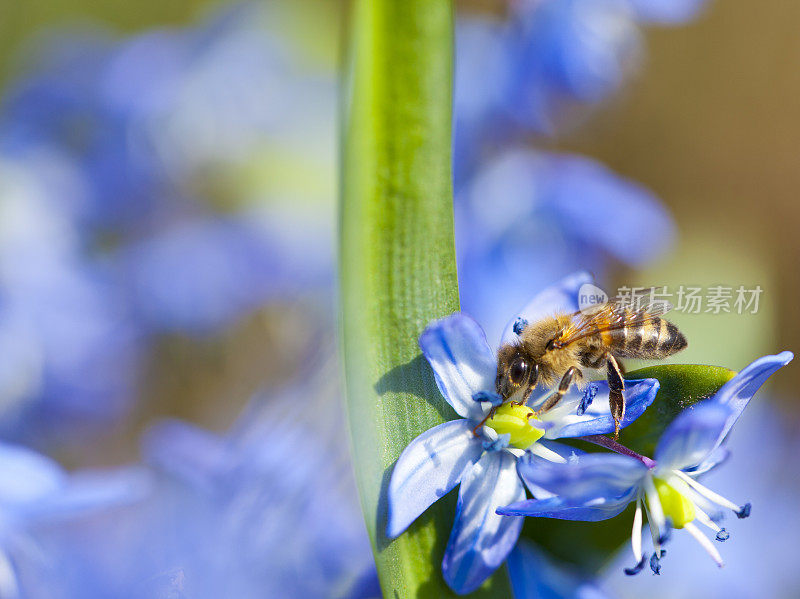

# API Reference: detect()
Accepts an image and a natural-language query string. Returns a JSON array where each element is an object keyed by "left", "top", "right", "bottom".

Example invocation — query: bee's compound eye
[{"left": 508, "top": 358, "right": 530, "bottom": 386}]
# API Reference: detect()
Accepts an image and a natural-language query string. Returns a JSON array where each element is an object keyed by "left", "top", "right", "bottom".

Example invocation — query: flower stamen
[
  {"left": 486, "top": 403, "right": 545, "bottom": 450},
  {"left": 673, "top": 470, "right": 748, "bottom": 517},
  {"left": 513, "top": 317, "right": 529, "bottom": 336},
  {"left": 643, "top": 475, "right": 666, "bottom": 548},
  {"left": 624, "top": 555, "right": 647, "bottom": 576},
  {"left": 684, "top": 522, "right": 725, "bottom": 567},
  {"left": 631, "top": 494, "right": 643, "bottom": 563},
  {"left": 577, "top": 384, "right": 597, "bottom": 416},
  {"left": 530, "top": 443, "right": 566, "bottom": 464}
]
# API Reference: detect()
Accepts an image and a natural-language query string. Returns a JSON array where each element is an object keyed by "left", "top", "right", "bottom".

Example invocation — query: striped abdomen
[{"left": 607, "top": 316, "right": 687, "bottom": 359}]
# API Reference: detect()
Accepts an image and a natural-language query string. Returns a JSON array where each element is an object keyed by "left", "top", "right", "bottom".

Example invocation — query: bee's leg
[
  {"left": 511, "top": 386, "right": 534, "bottom": 407},
  {"left": 535, "top": 367, "right": 579, "bottom": 416},
  {"left": 616, "top": 358, "right": 627, "bottom": 376},
  {"left": 472, "top": 406, "right": 497, "bottom": 436},
  {"left": 606, "top": 353, "right": 625, "bottom": 438}
]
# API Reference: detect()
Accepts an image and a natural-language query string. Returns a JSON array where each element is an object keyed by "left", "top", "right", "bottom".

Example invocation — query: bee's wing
[
  {"left": 556, "top": 298, "right": 673, "bottom": 348},
  {"left": 627, "top": 287, "right": 674, "bottom": 317}
]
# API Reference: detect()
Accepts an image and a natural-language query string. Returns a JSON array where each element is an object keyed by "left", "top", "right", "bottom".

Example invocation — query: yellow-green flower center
[
  {"left": 486, "top": 403, "right": 545, "bottom": 450},
  {"left": 651, "top": 477, "right": 696, "bottom": 529}
]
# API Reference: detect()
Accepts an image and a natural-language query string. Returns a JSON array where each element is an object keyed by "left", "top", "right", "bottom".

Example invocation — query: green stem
[{"left": 339, "top": 1, "right": 511, "bottom": 596}]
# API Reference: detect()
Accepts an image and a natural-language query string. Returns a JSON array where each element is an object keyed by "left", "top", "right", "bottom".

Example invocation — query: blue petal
[
  {"left": 142, "top": 419, "right": 228, "bottom": 493},
  {"left": 442, "top": 451, "right": 525, "bottom": 594},
  {"left": 122, "top": 216, "right": 293, "bottom": 335},
  {"left": 0, "top": 442, "right": 66, "bottom": 506},
  {"left": 508, "top": 540, "right": 614, "bottom": 599},
  {"left": 628, "top": 0, "right": 707, "bottom": 24},
  {"left": 711, "top": 351, "right": 793, "bottom": 445},
  {"left": 516, "top": 452, "right": 646, "bottom": 508},
  {"left": 386, "top": 420, "right": 484, "bottom": 538},
  {"left": 538, "top": 154, "right": 674, "bottom": 267},
  {"left": 686, "top": 446, "right": 730, "bottom": 476},
  {"left": 497, "top": 495, "right": 632, "bottom": 522},
  {"left": 541, "top": 378, "right": 659, "bottom": 439},
  {"left": 500, "top": 271, "right": 591, "bottom": 346},
  {"left": 536, "top": 440, "right": 586, "bottom": 463},
  {"left": 654, "top": 400, "right": 736, "bottom": 471},
  {"left": 419, "top": 314, "right": 496, "bottom": 420},
  {"left": 23, "top": 466, "right": 152, "bottom": 520}
]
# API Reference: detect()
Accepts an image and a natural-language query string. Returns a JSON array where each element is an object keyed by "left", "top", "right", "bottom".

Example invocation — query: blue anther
[
  {"left": 472, "top": 391, "right": 504, "bottom": 407},
  {"left": 577, "top": 384, "right": 598, "bottom": 416},
  {"left": 513, "top": 318, "right": 529, "bottom": 336},
  {"left": 624, "top": 555, "right": 647, "bottom": 576},
  {"left": 482, "top": 433, "right": 510, "bottom": 452},
  {"left": 649, "top": 550, "right": 666, "bottom": 575},
  {"left": 736, "top": 503, "right": 751, "bottom": 519},
  {"left": 658, "top": 521, "right": 673, "bottom": 546},
  {"left": 715, "top": 529, "right": 730, "bottom": 542}
]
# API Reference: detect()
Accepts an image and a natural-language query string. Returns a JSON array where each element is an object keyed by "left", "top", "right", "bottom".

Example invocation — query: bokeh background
[{"left": 0, "top": 0, "right": 796, "bottom": 597}]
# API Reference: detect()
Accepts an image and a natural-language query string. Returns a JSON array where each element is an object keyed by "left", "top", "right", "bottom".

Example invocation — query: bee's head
[{"left": 496, "top": 346, "right": 539, "bottom": 401}]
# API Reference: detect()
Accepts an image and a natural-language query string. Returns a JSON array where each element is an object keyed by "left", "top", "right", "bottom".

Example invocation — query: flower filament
[{"left": 626, "top": 469, "right": 751, "bottom": 575}]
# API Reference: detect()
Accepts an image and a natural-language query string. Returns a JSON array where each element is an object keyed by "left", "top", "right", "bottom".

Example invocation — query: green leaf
[
  {"left": 619, "top": 364, "right": 736, "bottom": 457},
  {"left": 524, "top": 363, "right": 736, "bottom": 573},
  {"left": 339, "top": 1, "right": 511, "bottom": 596}
]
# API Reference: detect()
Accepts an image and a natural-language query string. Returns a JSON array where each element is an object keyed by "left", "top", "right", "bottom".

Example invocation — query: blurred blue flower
[
  {"left": 0, "top": 441, "right": 149, "bottom": 597},
  {"left": 387, "top": 274, "right": 659, "bottom": 594},
  {"left": 0, "top": 156, "right": 142, "bottom": 437},
  {"left": 122, "top": 4, "right": 336, "bottom": 186},
  {"left": 508, "top": 540, "right": 615, "bottom": 599},
  {"left": 453, "top": 17, "right": 516, "bottom": 187},
  {"left": 507, "top": 0, "right": 642, "bottom": 133},
  {"left": 453, "top": 0, "right": 641, "bottom": 179},
  {"left": 117, "top": 210, "right": 331, "bottom": 335},
  {"left": 499, "top": 352, "right": 793, "bottom": 574},
  {"left": 453, "top": 0, "right": 711, "bottom": 185},
  {"left": 627, "top": 0, "right": 709, "bottom": 24},
  {"left": 0, "top": 31, "right": 173, "bottom": 230},
  {"left": 456, "top": 150, "right": 673, "bottom": 343},
  {"left": 0, "top": 3, "right": 336, "bottom": 235},
  {"left": 139, "top": 389, "right": 378, "bottom": 598},
  {"left": 0, "top": 1, "right": 338, "bottom": 437}
]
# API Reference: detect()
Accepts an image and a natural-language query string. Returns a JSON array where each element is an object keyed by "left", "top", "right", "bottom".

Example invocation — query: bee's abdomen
[{"left": 613, "top": 317, "right": 687, "bottom": 359}]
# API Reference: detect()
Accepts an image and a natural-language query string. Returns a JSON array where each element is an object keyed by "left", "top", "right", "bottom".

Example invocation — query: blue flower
[
  {"left": 0, "top": 31, "right": 172, "bottom": 230},
  {"left": 386, "top": 274, "right": 660, "bottom": 594},
  {"left": 0, "top": 4, "right": 336, "bottom": 338},
  {"left": 456, "top": 151, "right": 673, "bottom": 342},
  {"left": 452, "top": 0, "right": 711, "bottom": 185},
  {"left": 0, "top": 2, "right": 337, "bottom": 245},
  {"left": 506, "top": 0, "right": 642, "bottom": 133},
  {"left": 508, "top": 540, "right": 615, "bottom": 599},
  {"left": 0, "top": 441, "right": 149, "bottom": 597},
  {"left": 0, "top": 156, "right": 142, "bottom": 438},
  {"left": 627, "top": 0, "right": 708, "bottom": 24},
  {"left": 140, "top": 392, "right": 379, "bottom": 598},
  {"left": 604, "top": 399, "right": 800, "bottom": 597},
  {"left": 117, "top": 212, "right": 331, "bottom": 335},
  {"left": 498, "top": 351, "right": 793, "bottom": 573}
]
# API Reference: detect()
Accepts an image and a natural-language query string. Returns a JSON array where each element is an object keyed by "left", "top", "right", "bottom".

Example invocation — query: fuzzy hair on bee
[
  {"left": 493, "top": 300, "right": 687, "bottom": 437},
  {"left": 497, "top": 314, "right": 586, "bottom": 391}
]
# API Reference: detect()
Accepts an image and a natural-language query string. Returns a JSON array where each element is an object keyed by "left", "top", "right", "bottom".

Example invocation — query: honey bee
[{"left": 493, "top": 299, "right": 687, "bottom": 437}]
